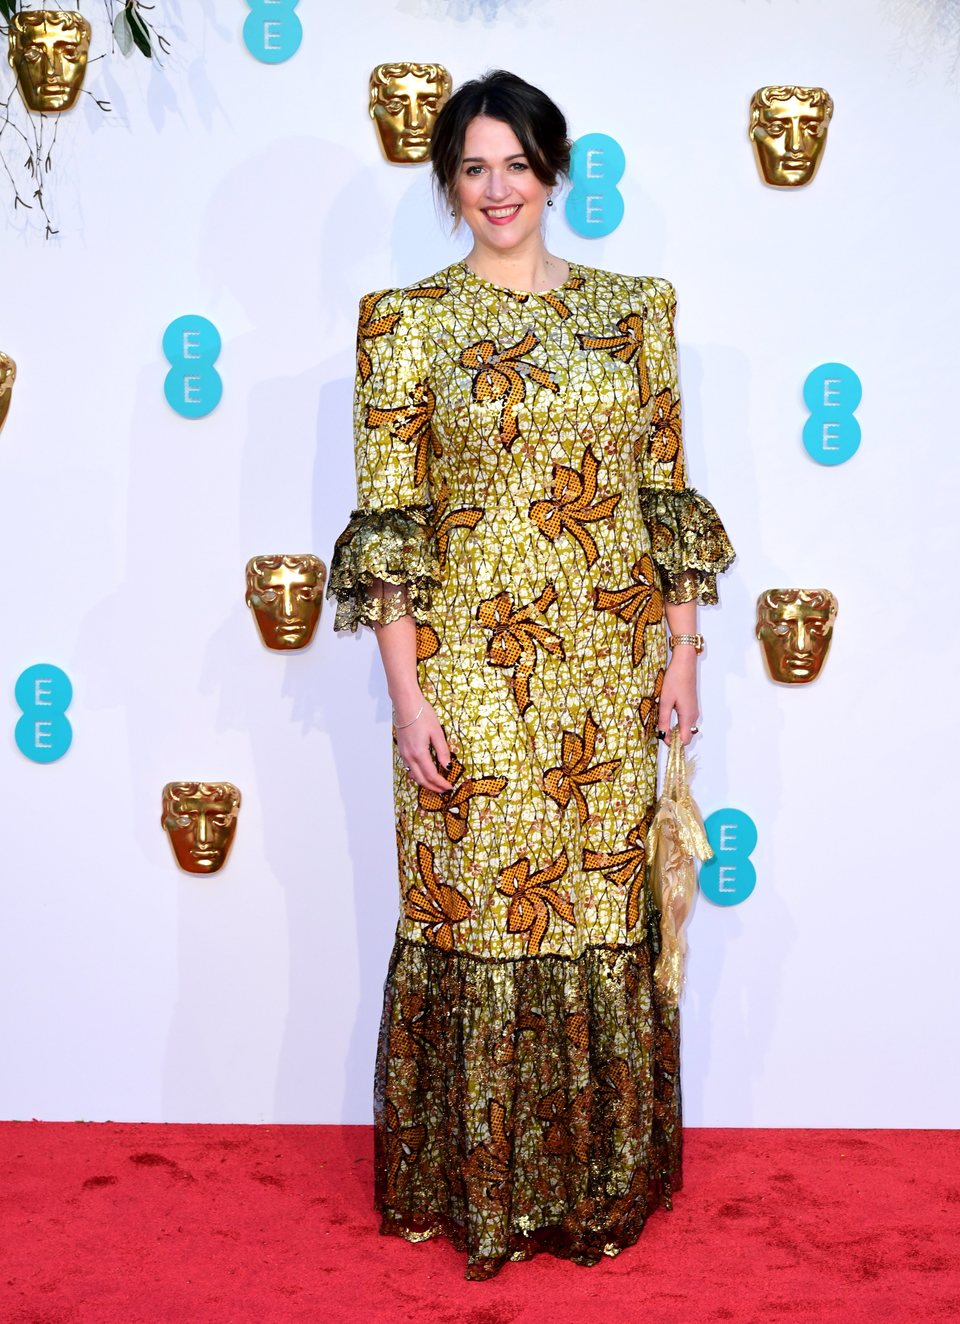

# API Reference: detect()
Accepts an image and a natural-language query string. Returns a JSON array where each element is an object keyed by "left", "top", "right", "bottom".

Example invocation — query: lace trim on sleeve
[
  {"left": 327, "top": 505, "right": 441, "bottom": 632},
  {"left": 638, "top": 487, "right": 735, "bottom": 606}
]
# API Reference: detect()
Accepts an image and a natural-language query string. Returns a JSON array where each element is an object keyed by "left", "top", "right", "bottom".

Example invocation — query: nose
[
  {"left": 196, "top": 812, "right": 210, "bottom": 846},
  {"left": 794, "top": 620, "right": 808, "bottom": 650},
  {"left": 40, "top": 46, "right": 62, "bottom": 79},
  {"left": 281, "top": 586, "right": 296, "bottom": 619},
  {"left": 405, "top": 98, "right": 426, "bottom": 131},
  {"left": 484, "top": 169, "right": 511, "bottom": 201},
  {"left": 785, "top": 120, "right": 803, "bottom": 154}
]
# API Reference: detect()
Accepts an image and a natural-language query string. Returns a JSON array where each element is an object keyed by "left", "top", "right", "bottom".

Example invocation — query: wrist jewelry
[
  {"left": 669, "top": 633, "right": 704, "bottom": 654},
  {"left": 393, "top": 702, "right": 424, "bottom": 730}
]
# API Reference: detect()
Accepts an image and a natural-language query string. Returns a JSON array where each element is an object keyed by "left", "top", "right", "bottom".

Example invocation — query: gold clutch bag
[{"left": 647, "top": 734, "right": 714, "bottom": 1007}]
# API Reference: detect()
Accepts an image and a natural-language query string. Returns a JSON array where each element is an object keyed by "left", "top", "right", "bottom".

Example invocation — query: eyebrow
[{"left": 461, "top": 152, "right": 528, "bottom": 163}]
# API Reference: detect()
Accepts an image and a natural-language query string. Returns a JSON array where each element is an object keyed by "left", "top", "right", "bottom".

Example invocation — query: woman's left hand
[{"left": 657, "top": 649, "right": 700, "bottom": 746}]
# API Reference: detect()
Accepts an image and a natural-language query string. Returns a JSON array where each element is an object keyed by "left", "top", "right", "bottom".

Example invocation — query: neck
[{"left": 464, "top": 237, "right": 567, "bottom": 293}]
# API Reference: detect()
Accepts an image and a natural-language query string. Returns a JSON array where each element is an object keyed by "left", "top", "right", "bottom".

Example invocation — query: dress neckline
[{"left": 456, "top": 259, "right": 583, "bottom": 298}]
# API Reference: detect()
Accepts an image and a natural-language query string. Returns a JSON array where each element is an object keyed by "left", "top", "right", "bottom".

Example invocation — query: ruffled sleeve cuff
[
  {"left": 327, "top": 506, "right": 441, "bottom": 632},
  {"left": 638, "top": 487, "right": 735, "bottom": 606}
]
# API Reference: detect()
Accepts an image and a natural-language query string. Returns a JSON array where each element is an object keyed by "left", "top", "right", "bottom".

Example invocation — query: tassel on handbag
[{"left": 647, "top": 731, "right": 714, "bottom": 1007}]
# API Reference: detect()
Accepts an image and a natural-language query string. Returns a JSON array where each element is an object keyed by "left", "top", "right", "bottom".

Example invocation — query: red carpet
[{"left": 1, "top": 1123, "right": 957, "bottom": 1323}]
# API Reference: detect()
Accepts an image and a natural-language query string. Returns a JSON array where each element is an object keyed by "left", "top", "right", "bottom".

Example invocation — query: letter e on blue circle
[
  {"left": 15, "top": 663, "right": 73, "bottom": 763},
  {"left": 699, "top": 808, "right": 757, "bottom": 906},
  {"left": 802, "top": 362, "right": 861, "bottom": 466},
  {"left": 163, "top": 315, "right": 223, "bottom": 420},
  {"left": 243, "top": 1, "right": 302, "bottom": 64},
  {"left": 566, "top": 134, "right": 626, "bottom": 238}
]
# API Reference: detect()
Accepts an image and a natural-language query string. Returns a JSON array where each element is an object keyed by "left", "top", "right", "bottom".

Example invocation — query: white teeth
[{"left": 486, "top": 206, "right": 520, "bottom": 218}]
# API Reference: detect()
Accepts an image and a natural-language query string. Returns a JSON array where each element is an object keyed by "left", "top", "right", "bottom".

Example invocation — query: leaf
[
  {"left": 0, "top": 0, "right": 14, "bottom": 25},
  {"left": 113, "top": 10, "right": 134, "bottom": 55},
  {"left": 127, "top": 6, "right": 153, "bottom": 59}
]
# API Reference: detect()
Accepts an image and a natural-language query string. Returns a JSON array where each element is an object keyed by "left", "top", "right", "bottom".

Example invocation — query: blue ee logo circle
[
  {"left": 565, "top": 134, "right": 625, "bottom": 238},
  {"left": 15, "top": 664, "right": 73, "bottom": 763},
  {"left": 243, "top": 0, "right": 302, "bottom": 63},
  {"left": 802, "top": 362, "right": 861, "bottom": 466},
  {"left": 699, "top": 808, "right": 757, "bottom": 906},
  {"left": 163, "top": 316, "right": 223, "bottom": 420}
]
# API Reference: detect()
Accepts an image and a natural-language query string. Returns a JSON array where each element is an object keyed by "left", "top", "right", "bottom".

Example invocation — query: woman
[{"left": 329, "top": 70, "right": 734, "bottom": 1280}]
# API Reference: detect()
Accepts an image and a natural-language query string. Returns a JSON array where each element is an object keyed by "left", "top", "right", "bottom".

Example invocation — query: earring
[
  {"left": 450, "top": 210, "right": 456, "bottom": 217},
  {"left": 546, "top": 197, "right": 554, "bottom": 207}
]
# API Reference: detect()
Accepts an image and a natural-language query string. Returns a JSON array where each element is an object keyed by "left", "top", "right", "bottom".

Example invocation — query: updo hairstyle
[{"left": 430, "top": 70, "right": 571, "bottom": 220}]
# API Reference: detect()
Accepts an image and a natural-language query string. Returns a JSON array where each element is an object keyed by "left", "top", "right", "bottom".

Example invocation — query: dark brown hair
[{"left": 430, "top": 70, "right": 571, "bottom": 216}]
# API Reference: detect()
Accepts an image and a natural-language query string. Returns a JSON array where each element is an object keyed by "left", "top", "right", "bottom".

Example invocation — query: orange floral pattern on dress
[
  {"left": 418, "top": 755, "right": 507, "bottom": 843},
  {"left": 459, "top": 332, "right": 559, "bottom": 450},
  {"left": 543, "top": 711, "right": 622, "bottom": 825},
  {"left": 406, "top": 286, "right": 449, "bottom": 303},
  {"left": 432, "top": 482, "right": 483, "bottom": 570},
  {"left": 593, "top": 554, "right": 664, "bottom": 667},
  {"left": 647, "top": 390, "right": 685, "bottom": 489},
  {"left": 476, "top": 583, "right": 565, "bottom": 715},
  {"left": 356, "top": 290, "right": 402, "bottom": 384},
  {"left": 404, "top": 842, "right": 472, "bottom": 949},
  {"left": 541, "top": 275, "right": 585, "bottom": 321},
  {"left": 578, "top": 311, "right": 651, "bottom": 405},
  {"left": 583, "top": 813, "right": 653, "bottom": 931},
  {"left": 415, "top": 623, "right": 440, "bottom": 663},
  {"left": 535, "top": 1086, "right": 592, "bottom": 1162},
  {"left": 365, "top": 381, "right": 440, "bottom": 488},
  {"left": 497, "top": 849, "right": 574, "bottom": 954},
  {"left": 529, "top": 446, "right": 621, "bottom": 568},
  {"left": 639, "top": 667, "right": 665, "bottom": 742},
  {"left": 382, "top": 1098, "right": 426, "bottom": 1199},
  {"left": 463, "top": 1098, "right": 511, "bottom": 1204}
]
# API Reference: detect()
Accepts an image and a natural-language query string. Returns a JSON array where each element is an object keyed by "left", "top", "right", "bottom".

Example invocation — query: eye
[
  {"left": 260, "top": 589, "right": 279, "bottom": 603},
  {"left": 297, "top": 587, "right": 317, "bottom": 601},
  {"left": 384, "top": 98, "right": 404, "bottom": 114},
  {"left": 24, "top": 48, "right": 43, "bottom": 62},
  {"left": 464, "top": 164, "right": 484, "bottom": 175},
  {"left": 774, "top": 623, "right": 789, "bottom": 635},
  {"left": 61, "top": 44, "right": 79, "bottom": 59},
  {"left": 509, "top": 161, "right": 529, "bottom": 171},
  {"left": 210, "top": 815, "right": 231, "bottom": 828},
  {"left": 177, "top": 815, "right": 192, "bottom": 828},
  {"left": 764, "top": 121, "right": 787, "bottom": 137}
]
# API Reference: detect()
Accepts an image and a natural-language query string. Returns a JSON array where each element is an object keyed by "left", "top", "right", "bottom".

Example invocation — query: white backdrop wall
[{"left": 1, "top": 0, "right": 958, "bottom": 1126}]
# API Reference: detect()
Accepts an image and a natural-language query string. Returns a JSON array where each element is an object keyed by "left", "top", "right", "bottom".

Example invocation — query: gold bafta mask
[
  {"left": 8, "top": 11, "right": 93, "bottom": 113},
  {"left": 756, "top": 589, "right": 838, "bottom": 684},
  {"left": 369, "top": 62, "right": 452, "bottom": 164},
  {"left": 0, "top": 351, "right": 15, "bottom": 435},
  {"left": 749, "top": 86, "right": 833, "bottom": 187},
  {"left": 245, "top": 554, "right": 327, "bottom": 650},
  {"left": 161, "top": 782, "right": 241, "bottom": 874}
]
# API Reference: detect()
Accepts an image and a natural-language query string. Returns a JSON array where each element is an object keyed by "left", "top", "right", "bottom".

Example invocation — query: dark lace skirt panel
[{"left": 374, "top": 922, "right": 682, "bottom": 1281}]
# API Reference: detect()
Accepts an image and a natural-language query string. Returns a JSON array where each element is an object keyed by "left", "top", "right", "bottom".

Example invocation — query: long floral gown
[{"left": 329, "top": 260, "right": 734, "bottom": 1280}]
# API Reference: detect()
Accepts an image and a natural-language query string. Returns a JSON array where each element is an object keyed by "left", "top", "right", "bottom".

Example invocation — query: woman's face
[{"left": 455, "top": 115, "right": 552, "bottom": 254}]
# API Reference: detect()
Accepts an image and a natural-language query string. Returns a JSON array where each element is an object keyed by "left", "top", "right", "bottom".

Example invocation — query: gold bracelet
[{"left": 669, "top": 633, "right": 704, "bottom": 654}]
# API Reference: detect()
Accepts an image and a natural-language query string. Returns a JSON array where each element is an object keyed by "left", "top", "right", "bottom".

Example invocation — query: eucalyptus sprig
[{"left": 0, "top": 2, "right": 169, "bottom": 59}]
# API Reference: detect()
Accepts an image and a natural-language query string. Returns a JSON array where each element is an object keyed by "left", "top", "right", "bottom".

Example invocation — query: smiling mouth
[{"left": 483, "top": 205, "right": 521, "bottom": 224}]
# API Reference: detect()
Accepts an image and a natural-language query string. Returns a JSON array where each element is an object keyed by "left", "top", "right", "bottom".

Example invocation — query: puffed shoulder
[
  {"left": 639, "top": 276, "right": 677, "bottom": 322},
  {"left": 582, "top": 267, "right": 677, "bottom": 323}
]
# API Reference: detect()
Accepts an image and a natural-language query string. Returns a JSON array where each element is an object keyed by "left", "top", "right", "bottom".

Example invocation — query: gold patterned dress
[{"left": 329, "top": 260, "right": 734, "bottom": 1280}]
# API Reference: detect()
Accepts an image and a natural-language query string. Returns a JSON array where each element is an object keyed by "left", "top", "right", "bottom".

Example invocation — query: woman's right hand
[{"left": 394, "top": 695, "right": 453, "bottom": 793}]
